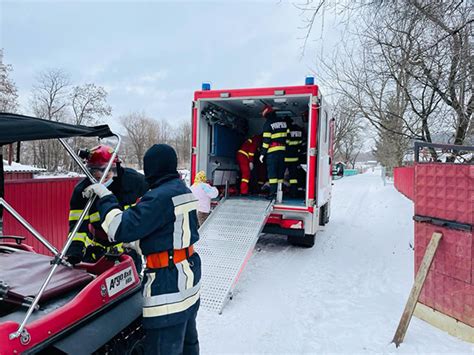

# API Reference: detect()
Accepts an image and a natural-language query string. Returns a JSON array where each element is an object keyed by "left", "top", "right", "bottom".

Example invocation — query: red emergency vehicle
[{"left": 191, "top": 77, "right": 333, "bottom": 247}]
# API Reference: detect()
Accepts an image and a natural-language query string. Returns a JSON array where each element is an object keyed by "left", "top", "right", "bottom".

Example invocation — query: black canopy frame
[
  {"left": 0, "top": 112, "right": 114, "bottom": 145},
  {"left": 0, "top": 112, "right": 121, "bottom": 341}
]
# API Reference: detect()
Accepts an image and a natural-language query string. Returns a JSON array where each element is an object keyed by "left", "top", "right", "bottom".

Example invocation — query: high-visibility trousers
[
  {"left": 237, "top": 152, "right": 251, "bottom": 195},
  {"left": 266, "top": 151, "right": 286, "bottom": 195}
]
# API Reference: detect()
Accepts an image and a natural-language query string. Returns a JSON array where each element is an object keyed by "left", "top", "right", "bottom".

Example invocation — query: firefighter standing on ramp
[{"left": 259, "top": 105, "right": 288, "bottom": 200}]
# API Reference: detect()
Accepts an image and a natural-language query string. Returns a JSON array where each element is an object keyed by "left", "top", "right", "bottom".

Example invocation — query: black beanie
[{"left": 144, "top": 144, "right": 179, "bottom": 187}]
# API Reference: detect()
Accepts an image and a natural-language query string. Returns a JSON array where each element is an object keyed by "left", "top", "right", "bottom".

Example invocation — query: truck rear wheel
[{"left": 287, "top": 234, "right": 315, "bottom": 248}]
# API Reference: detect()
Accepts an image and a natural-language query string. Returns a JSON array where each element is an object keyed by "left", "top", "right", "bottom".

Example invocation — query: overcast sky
[{"left": 0, "top": 0, "right": 343, "bottom": 131}]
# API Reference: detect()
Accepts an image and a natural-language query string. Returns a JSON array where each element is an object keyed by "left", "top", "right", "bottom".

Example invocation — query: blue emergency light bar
[
  {"left": 305, "top": 76, "right": 314, "bottom": 85},
  {"left": 202, "top": 82, "right": 211, "bottom": 91}
]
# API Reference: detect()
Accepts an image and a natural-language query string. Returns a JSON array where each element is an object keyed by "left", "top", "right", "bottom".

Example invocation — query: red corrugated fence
[
  {"left": 3, "top": 178, "right": 81, "bottom": 255},
  {"left": 393, "top": 166, "right": 415, "bottom": 200},
  {"left": 414, "top": 163, "right": 474, "bottom": 327}
]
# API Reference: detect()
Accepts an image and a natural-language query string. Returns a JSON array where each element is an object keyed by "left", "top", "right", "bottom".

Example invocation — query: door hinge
[
  {"left": 311, "top": 96, "right": 320, "bottom": 106},
  {"left": 308, "top": 198, "right": 315, "bottom": 207},
  {"left": 309, "top": 148, "right": 317, "bottom": 156}
]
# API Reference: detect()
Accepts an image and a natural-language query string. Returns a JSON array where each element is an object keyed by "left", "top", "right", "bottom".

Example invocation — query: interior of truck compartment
[{"left": 197, "top": 95, "right": 311, "bottom": 206}]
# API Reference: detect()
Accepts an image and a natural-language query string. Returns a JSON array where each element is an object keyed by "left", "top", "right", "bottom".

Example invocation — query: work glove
[
  {"left": 84, "top": 245, "right": 106, "bottom": 262},
  {"left": 65, "top": 240, "right": 85, "bottom": 265},
  {"left": 83, "top": 183, "right": 112, "bottom": 199},
  {"left": 249, "top": 162, "right": 254, "bottom": 170},
  {"left": 259, "top": 155, "right": 264, "bottom": 163}
]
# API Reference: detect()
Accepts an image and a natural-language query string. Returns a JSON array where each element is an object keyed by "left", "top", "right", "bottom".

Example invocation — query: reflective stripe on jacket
[
  {"left": 285, "top": 123, "right": 304, "bottom": 163},
  {"left": 261, "top": 114, "right": 288, "bottom": 156},
  {"left": 237, "top": 138, "right": 259, "bottom": 162},
  {"left": 68, "top": 168, "right": 148, "bottom": 258},
  {"left": 97, "top": 176, "right": 201, "bottom": 328}
]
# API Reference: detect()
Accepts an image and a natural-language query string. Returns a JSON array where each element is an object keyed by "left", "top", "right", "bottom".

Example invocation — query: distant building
[{"left": 3, "top": 160, "right": 46, "bottom": 180}]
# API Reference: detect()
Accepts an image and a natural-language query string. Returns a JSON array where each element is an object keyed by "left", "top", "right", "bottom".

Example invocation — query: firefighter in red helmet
[
  {"left": 236, "top": 134, "right": 262, "bottom": 195},
  {"left": 65, "top": 144, "right": 148, "bottom": 266}
]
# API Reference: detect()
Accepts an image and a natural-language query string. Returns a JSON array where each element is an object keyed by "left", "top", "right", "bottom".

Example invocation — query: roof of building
[{"left": 3, "top": 160, "right": 46, "bottom": 173}]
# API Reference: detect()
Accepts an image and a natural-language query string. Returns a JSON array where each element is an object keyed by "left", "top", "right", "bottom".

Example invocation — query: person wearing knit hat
[{"left": 84, "top": 144, "right": 201, "bottom": 355}]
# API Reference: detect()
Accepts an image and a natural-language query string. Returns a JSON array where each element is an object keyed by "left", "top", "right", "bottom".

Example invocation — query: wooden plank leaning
[{"left": 392, "top": 232, "right": 443, "bottom": 347}]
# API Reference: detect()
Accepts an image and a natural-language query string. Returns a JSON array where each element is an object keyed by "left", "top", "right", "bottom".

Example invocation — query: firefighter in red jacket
[{"left": 236, "top": 134, "right": 262, "bottom": 195}]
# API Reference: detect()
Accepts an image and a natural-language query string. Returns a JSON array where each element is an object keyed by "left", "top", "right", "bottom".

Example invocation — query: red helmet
[
  {"left": 86, "top": 145, "right": 118, "bottom": 170},
  {"left": 262, "top": 105, "right": 274, "bottom": 117}
]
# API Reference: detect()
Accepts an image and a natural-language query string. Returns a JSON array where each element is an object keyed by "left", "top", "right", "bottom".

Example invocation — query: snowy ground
[{"left": 197, "top": 169, "right": 473, "bottom": 354}]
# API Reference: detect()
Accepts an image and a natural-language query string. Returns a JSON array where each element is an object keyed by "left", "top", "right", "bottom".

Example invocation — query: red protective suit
[{"left": 236, "top": 135, "right": 262, "bottom": 195}]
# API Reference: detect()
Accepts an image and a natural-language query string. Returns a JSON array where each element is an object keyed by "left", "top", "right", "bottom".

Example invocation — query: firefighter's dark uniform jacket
[
  {"left": 67, "top": 167, "right": 148, "bottom": 262},
  {"left": 96, "top": 145, "right": 201, "bottom": 329},
  {"left": 285, "top": 121, "right": 303, "bottom": 164},
  {"left": 261, "top": 113, "right": 288, "bottom": 157},
  {"left": 261, "top": 112, "right": 288, "bottom": 193},
  {"left": 285, "top": 121, "right": 304, "bottom": 189}
]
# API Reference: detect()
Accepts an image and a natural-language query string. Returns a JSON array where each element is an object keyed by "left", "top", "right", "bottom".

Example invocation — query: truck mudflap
[{"left": 263, "top": 215, "right": 305, "bottom": 237}]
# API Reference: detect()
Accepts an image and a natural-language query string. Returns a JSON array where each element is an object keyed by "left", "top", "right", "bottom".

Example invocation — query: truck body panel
[{"left": 191, "top": 83, "right": 332, "bottom": 237}]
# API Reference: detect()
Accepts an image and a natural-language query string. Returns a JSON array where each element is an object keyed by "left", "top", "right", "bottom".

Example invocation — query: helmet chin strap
[{"left": 103, "top": 177, "right": 113, "bottom": 188}]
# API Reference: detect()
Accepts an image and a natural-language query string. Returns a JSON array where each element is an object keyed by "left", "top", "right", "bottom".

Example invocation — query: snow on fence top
[{"left": 3, "top": 160, "right": 46, "bottom": 173}]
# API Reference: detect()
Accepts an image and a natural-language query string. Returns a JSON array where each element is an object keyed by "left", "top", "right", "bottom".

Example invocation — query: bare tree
[
  {"left": 0, "top": 49, "right": 18, "bottom": 113},
  {"left": 340, "top": 128, "right": 364, "bottom": 169},
  {"left": 120, "top": 112, "right": 160, "bottom": 169},
  {"left": 173, "top": 120, "right": 192, "bottom": 167},
  {"left": 29, "top": 69, "right": 71, "bottom": 170},
  {"left": 0, "top": 49, "right": 19, "bottom": 167},
  {"left": 70, "top": 83, "right": 112, "bottom": 126},
  {"left": 31, "top": 69, "right": 70, "bottom": 121},
  {"left": 68, "top": 83, "right": 112, "bottom": 170},
  {"left": 332, "top": 97, "right": 363, "bottom": 161},
  {"left": 406, "top": 0, "right": 473, "bottom": 145},
  {"left": 301, "top": 0, "right": 473, "bottom": 159},
  {"left": 373, "top": 97, "right": 412, "bottom": 169}
]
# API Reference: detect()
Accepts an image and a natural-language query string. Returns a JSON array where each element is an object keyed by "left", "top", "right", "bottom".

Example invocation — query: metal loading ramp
[{"left": 195, "top": 198, "right": 273, "bottom": 313}]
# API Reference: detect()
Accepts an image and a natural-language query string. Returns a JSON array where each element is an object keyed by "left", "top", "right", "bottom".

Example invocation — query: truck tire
[{"left": 287, "top": 234, "right": 315, "bottom": 248}]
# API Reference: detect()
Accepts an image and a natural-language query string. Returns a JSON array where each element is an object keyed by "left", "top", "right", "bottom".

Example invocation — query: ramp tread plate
[{"left": 195, "top": 198, "right": 272, "bottom": 313}]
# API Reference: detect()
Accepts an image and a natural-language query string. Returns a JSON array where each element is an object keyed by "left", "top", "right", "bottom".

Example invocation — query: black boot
[{"left": 265, "top": 193, "right": 276, "bottom": 200}]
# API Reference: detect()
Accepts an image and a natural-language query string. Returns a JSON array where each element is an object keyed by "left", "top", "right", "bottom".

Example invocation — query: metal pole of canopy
[
  {"left": 7, "top": 144, "right": 12, "bottom": 165},
  {"left": 0, "top": 198, "right": 59, "bottom": 256},
  {"left": 9, "top": 134, "right": 121, "bottom": 342},
  {"left": 16, "top": 142, "right": 20, "bottom": 163},
  {"left": 0, "top": 150, "right": 4, "bottom": 220},
  {"left": 58, "top": 138, "right": 97, "bottom": 184}
]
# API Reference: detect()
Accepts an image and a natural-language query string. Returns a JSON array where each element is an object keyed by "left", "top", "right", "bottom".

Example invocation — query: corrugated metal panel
[
  {"left": 415, "top": 164, "right": 473, "bottom": 225},
  {"left": 5, "top": 172, "right": 33, "bottom": 180},
  {"left": 3, "top": 178, "right": 81, "bottom": 255},
  {"left": 393, "top": 166, "right": 415, "bottom": 200}
]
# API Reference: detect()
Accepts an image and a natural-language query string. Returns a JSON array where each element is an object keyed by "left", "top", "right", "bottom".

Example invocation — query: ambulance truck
[{"left": 191, "top": 77, "right": 333, "bottom": 247}]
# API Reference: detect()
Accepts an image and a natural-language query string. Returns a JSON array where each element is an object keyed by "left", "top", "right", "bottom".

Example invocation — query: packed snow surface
[{"left": 198, "top": 169, "right": 473, "bottom": 354}]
